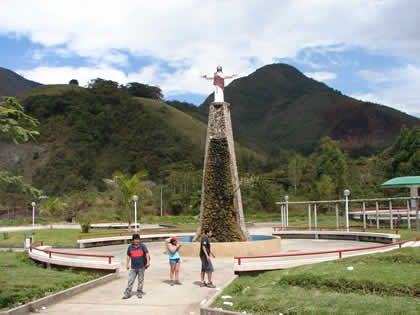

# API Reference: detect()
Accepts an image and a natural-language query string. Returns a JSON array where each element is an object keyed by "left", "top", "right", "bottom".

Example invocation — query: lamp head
[
  {"left": 31, "top": 202, "right": 36, "bottom": 207},
  {"left": 285, "top": 195, "right": 289, "bottom": 201},
  {"left": 344, "top": 189, "right": 350, "bottom": 197},
  {"left": 132, "top": 195, "right": 138, "bottom": 202}
]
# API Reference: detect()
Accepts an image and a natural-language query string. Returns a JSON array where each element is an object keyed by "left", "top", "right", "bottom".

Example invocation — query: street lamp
[
  {"left": 132, "top": 195, "right": 139, "bottom": 232},
  {"left": 31, "top": 202, "right": 36, "bottom": 229},
  {"left": 344, "top": 189, "right": 350, "bottom": 232},
  {"left": 285, "top": 195, "right": 289, "bottom": 227}
]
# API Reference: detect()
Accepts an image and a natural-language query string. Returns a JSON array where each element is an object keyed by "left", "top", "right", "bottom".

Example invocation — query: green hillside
[
  {"left": 200, "top": 63, "right": 420, "bottom": 155},
  {"left": 15, "top": 81, "right": 265, "bottom": 196}
]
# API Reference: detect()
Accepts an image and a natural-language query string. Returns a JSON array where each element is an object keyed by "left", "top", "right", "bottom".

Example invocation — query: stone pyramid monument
[{"left": 194, "top": 67, "right": 249, "bottom": 242}]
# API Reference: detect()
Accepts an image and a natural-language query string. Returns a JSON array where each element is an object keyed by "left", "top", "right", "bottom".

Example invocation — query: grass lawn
[
  {"left": 0, "top": 224, "right": 199, "bottom": 246},
  {"left": 0, "top": 251, "right": 101, "bottom": 311},
  {"left": 214, "top": 247, "right": 420, "bottom": 314},
  {"left": 0, "top": 228, "right": 125, "bottom": 246}
]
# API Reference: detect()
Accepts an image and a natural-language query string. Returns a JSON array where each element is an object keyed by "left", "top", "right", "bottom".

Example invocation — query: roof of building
[{"left": 381, "top": 176, "right": 420, "bottom": 188}]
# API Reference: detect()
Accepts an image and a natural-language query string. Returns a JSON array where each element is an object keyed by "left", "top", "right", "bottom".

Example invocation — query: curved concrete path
[{"left": 31, "top": 224, "right": 405, "bottom": 315}]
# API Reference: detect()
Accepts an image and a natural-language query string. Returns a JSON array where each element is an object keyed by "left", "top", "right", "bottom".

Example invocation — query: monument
[{"left": 194, "top": 66, "right": 249, "bottom": 242}]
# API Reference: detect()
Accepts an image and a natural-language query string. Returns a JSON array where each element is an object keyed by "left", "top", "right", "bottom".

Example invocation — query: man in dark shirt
[
  {"left": 123, "top": 234, "right": 150, "bottom": 299},
  {"left": 199, "top": 228, "right": 216, "bottom": 288}
]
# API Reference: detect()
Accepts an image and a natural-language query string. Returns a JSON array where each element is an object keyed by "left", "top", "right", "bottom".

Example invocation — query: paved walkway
[
  {"left": 6, "top": 223, "right": 416, "bottom": 314},
  {"left": 40, "top": 242, "right": 234, "bottom": 315}
]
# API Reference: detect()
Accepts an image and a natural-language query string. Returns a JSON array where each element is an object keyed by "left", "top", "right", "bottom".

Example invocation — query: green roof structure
[{"left": 381, "top": 176, "right": 420, "bottom": 188}]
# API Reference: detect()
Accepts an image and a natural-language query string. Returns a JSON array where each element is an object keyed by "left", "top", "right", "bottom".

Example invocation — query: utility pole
[{"left": 160, "top": 185, "right": 163, "bottom": 217}]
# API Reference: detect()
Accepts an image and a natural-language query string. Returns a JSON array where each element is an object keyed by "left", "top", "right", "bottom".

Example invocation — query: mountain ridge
[
  {"left": 199, "top": 63, "right": 420, "bottom": 155},
  {"left": 0, "top": 67, "right": 42, "bottom": 96}
]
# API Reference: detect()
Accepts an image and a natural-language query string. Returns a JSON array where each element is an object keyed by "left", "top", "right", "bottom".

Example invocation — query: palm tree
[{"left": 112, "top": 171, "right": 148, "bottom": 230}]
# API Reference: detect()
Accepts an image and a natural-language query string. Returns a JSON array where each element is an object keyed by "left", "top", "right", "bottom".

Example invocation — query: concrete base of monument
[{"left": 178, "top": 235, "right": 281, "bottom": 257}]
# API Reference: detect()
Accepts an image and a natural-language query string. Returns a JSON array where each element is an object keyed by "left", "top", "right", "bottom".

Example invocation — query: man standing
[
  {"left": 123, "top": 234, "right": 150, "bottom": 299},
  {"left": 199, "top": 228, "right": 216, "bottom": 288}
]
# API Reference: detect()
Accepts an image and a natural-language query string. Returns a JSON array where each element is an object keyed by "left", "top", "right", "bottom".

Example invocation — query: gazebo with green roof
[{"left": 381, "top": 176, "right": 419, "bottom": 230}]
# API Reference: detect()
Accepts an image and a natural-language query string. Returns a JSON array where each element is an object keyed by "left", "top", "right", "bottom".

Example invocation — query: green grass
[
  {"left": 0, "top": 229, "right": 122, "bottom": 246},
  {"left": 0, "top": 251, "right": 100, "bottom": 311},
  {"left": 214, "top": 247, "right": 420, "bottom": 314}
]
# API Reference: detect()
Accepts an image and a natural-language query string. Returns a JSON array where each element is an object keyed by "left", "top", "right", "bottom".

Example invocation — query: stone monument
[{"left": 194, "top": 66, "right": 249, "bottom": 242}]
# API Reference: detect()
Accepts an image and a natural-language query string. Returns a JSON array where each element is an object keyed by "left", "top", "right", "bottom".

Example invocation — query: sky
[{"left": 0, "top": 0, "right": 419, "bottom": 117}]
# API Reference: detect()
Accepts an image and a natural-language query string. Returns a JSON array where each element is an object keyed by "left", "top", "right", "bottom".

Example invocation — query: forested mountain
[
  {"left": 1, "top": 66, "right": 418, "bottom": 217},
  {"left": 200, "top": 63, "right": 420, "bottom": 155},
  {"left": 0, "top": 67, "right": 41, "bottom": 96},
  {"left": 12, "top": 81, "right": 263, "bottom": 195}
]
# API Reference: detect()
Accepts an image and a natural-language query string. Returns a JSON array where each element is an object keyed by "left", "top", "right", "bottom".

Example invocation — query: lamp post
[
  {"left": 285, "top": 195, "right": 289, "bottom": 228},
  {"left": 344, "top": 189, "right": 350, "bottom": 232},
  {"left": 31, "top": 202, "right": 36, "bottom": 229},
  {"left": 132, "top": 195, "right": 139, "bottom": 232}
]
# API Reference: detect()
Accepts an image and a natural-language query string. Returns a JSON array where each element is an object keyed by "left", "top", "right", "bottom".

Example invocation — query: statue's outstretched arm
[
  {"left": 201, "top": 74, "right": 214, "bottom": 80},
  {"left": 223, "top": 74, "right": 238, "bottom": 79}
]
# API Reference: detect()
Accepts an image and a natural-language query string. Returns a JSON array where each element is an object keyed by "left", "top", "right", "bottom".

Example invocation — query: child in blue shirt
[{"left": 167, "top": 236, "right": 182, "bottom": 285}]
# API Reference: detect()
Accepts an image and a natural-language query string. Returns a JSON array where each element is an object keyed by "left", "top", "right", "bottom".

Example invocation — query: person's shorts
[
  {"left": 169, "top": 258, "right": 180, "bottom": 265},
  {"left": 200, "top": 255, "right": 214, "bottom": 273}
]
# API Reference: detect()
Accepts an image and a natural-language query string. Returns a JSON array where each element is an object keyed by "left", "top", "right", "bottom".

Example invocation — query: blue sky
[{"left": 1, "top": 0, "right": 419, "bottom": 117}]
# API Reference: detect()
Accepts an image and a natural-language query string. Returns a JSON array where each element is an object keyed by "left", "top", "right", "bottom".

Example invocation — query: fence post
[
  {"left": 389, "top": 200, "right": 393, "bottom": 229},
  {"left": 280, "top": 205, "right": 284, "bottom": 230},
  {"left": 376, "top": 201, "right": 380, "bottom": 229},
  {"left": 314, "top": 204, "right": 318, "bottom": 230},
  {"left": 285, "top": 195, "right": 289, "bottom": 228},
  {"left": 308, "top": 204, "right": 312, "bottom": 230},
  {"left": 407, "top": 201, "right": 411, "bottom": 230},
  {"left": 335, "top": 203, "right": 339, "bottom": 229},
  {"left": 362, "top": 201, "right": 366, "bottom": 229},
  {"left": 416, "top": 199, "right": 419, "bottom": 232}
]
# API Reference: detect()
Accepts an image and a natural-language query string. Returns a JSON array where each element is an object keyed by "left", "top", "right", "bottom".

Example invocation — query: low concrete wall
[
  {"left": 29, "top": 246, "right": 120, "bottom": 271},
  {"left": 77, "top": 233, "right": 195, "bottom": 248},
  {"left": 179, "top": 238, "right": 281, "bottom": 257},
  {"left": 0, "top": 273, "right": 119, "bottom": 315},
  {"left": 273, "top": 231, "right": 399, "bottom": 244}
]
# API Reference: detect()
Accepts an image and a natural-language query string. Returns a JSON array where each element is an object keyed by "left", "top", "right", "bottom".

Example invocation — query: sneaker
[
  {"left": 174, "top": 280, "right": 182, "bottom": 285},
  {"left": 207, "top": 282, "right": 216, "bottom": 288},
  {"left": 122, "top": 294, "right": 131, "bottom": 299},
  {"left": 136, "top": 293, "right": 143, "bottom": 299},
  {"left": 170, "top": 280, "right": 175, "bottom": 286},
  {"left": 200, "top": 281, "right": 207, "bottom": 287}
]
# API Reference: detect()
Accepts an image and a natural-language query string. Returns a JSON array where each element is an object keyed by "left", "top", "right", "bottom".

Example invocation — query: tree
[
  {"left": 0, "top": 97, "right": 39, "bottom": 144},
  {"left": 125, "top": 82, "right": 163, "bottom": 100},
  {"left": 315, "top": 137, "right": 347, "bottom": 198},
  {"left": 386, "top": 125, "right": 420, "bottom": 177},
  {"left": 40, "top": 197, "right": 65, "bottom": 217},
  {"left": 111, "top": 171, "right": 149, "bottom": 228},
  {"left": 287, "top": 154, "right": 306, "bottom": 195},
  {"left": 0, "top": 97, "right": 41, "bottom": 199},
  {"left": 69, "top": 79, "right": 79, "bottom": 86}
]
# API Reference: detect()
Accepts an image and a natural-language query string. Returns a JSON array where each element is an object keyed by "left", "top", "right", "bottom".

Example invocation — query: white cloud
[
  {"left": 304, "top": 71, "right": 337, "bottom": 81},
  {"left": 0, "top": 0, "right": 419, "bottom": 113},
  {"left": 353, "top": 64, "right": 420, "bottom": 117}
]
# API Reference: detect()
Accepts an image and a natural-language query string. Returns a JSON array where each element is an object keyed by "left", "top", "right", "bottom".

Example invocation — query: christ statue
[{"left": 202, "top": 66, "right": 237, "bottom": 102}]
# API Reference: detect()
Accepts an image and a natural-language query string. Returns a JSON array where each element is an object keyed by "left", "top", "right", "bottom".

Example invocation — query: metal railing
[
  {"left": 276, "top": 196, "right": 420, "bottom": 231},
  {"left": 272, "top": 226, "right": 400, "bottom": 234}
]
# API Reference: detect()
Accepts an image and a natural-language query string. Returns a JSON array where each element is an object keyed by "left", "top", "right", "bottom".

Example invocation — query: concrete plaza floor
[{"left": 35, "top": 224, "right": 385, "bottom": 315}]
